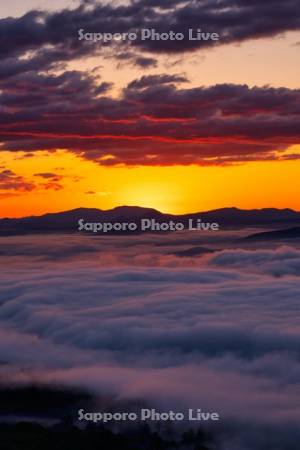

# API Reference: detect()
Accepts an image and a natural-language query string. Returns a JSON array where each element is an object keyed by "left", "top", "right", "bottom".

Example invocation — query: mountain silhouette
[
  {"left": 1, "top": 206, "right": 300, "bottom": 235},
  {"left": 244, "top": 226, "right": 300, "bottom": 241}
]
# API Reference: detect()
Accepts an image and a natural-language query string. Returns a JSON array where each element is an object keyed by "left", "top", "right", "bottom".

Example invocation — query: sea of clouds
[{"left": 0, "top": 232, "right": 299, "bottom": 449}]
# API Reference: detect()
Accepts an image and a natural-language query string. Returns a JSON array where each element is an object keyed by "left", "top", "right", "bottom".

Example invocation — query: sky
[{"left": 0, "top": 0, "right": 300, "bottom": 217}]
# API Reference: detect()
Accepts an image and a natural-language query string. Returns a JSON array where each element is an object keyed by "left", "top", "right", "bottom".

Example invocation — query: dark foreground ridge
[
  {"left": 0, "top": 421, "right": 215, "bottom": 450},
  {"left": 0, "top": 384, "right": 216, "bottom": 449},
  {"left": 1, "top": 206, "right": 300, "bottom": 235},
  {"left": 0, "top": 384, "right": 215, "bottom": 449}
]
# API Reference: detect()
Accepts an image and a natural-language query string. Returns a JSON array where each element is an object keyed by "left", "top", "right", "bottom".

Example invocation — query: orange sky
[{"left": 1, "top": 146, "right": 300, "bottom": 218}]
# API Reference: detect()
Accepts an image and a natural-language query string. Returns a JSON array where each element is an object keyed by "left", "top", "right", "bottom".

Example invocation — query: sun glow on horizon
[{"left": 1, "top": 147, "right": 300, "bottom": 218}]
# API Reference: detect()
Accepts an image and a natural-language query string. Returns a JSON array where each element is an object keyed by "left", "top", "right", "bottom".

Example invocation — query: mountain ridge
[
  {"left": 244, "top": 227, "right": 300, "bottom": 241},
  {"left": 2, "top": 206, "right": 300, "bottom": 221},
  {"left": 1, "top": 206, "right": 300, "bottom": 235}
]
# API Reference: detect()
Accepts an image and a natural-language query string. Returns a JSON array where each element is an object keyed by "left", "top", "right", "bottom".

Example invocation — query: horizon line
[{"left": 1, "top": 205, "right": 300, "bottom": 220}]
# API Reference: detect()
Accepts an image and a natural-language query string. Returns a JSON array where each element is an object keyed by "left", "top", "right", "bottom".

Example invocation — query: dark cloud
[
  {"left": 33, "top": 173, "right": 64, "bottom": 190},
  {"left": 1, "top": 0, "right": 299, "bottom": 63},
  {"left": 0, "top": 71, "right": 299, "bottom": 165},
  {"left": 95, "top": 81, "right": 114, "bottom": 94},
  {"left": 133, "top": 56, "right": 158, "bottom": 68},
  {"left": 114, "top": 51, "right": 158, "bottom": 68},
  {"left": 32, "top": 172, "right": 64, "bottom": 190},
  {"left": 0, "top": 168, "right": 65, "bottom": 194},
  {"left": 0, "top": 169, "right": 35, "bottom": 192},
  {"left": 0, "top": 1, "right": 299, "bottom": 165},
  {"left": 127, "top": 73, "right": 188, "bottom": 89},
  {"left": 34, "top": 172, "right": 63, "bottom": 180}
]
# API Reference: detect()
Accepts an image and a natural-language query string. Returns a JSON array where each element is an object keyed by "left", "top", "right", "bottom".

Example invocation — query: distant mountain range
[
  {"left": 244, "top": 227, "right": 300, "bottom": 241},
  {"left": 1, "top": 206, "right": 300, "bottom": 235}
]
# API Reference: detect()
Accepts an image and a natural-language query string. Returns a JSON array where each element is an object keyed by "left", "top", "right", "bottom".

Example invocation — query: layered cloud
[
  {"left": 1, "top": 0, "right": 299, "bottom": 61},
  {"left": 1, "top": 233, "right": 300, "bottom": 448},
  {"left": 0, "top": 168, "right": 35, "bottom": 192},
  {"left": 0, "top": 70, "right": 299, "bottom": 165},
  {"left": 0, "top": 1, "right": 299, "bottom": 166},
  {"left": 0, "top": 166, "right": 66, "bottom": 195},
  {"left": 210, "top": 246, "right": 300, "bottom": 276},
  {"left": 0, "top": 235, "right": 300, "bottom": 426}
]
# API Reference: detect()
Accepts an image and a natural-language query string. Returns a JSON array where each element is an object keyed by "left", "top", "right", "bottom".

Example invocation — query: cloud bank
[
  {"left": 1, "top": 72, "right": 299, "bottom": 165},
  {"left": 0, "top": 234, "right": 299, "bottom": 449},
  {"left": 0, "top": 0, "right": 299, "bottom": 165}
]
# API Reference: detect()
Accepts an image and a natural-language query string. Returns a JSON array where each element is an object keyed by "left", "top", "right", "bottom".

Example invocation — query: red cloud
[{"left": 0, "top": 72, "right": 299, "bottom": 166}]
